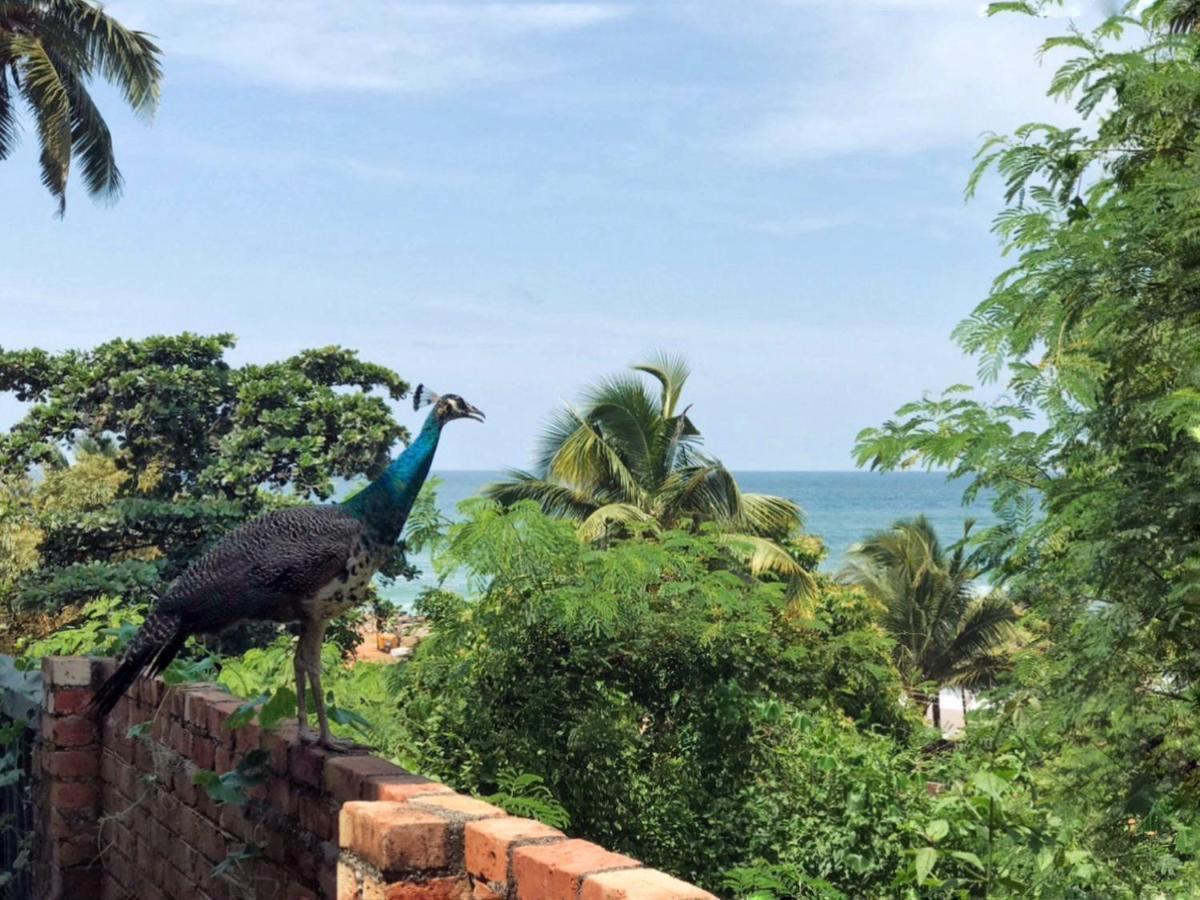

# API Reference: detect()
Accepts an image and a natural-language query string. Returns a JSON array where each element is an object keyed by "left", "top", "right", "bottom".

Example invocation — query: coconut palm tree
[
  {"left": 842, "top": 516, "right": 1019, "bottom": 727},
  {"left": 0, "top": 0, "right": 162, "bottom": 213},
  {"left": 486, "top": 356, "right": 813, "bottom": 586}
]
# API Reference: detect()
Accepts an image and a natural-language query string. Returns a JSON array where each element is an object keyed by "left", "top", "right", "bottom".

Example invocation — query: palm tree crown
[
  {"left": 0, "top": 0, "right": 162, "bottom": 213},
  {"left": 485, "top": 356, "right": 813, "bottom": 583},
  {"left": 841, "top": 516, "right": 1020, "bottom": 727}
]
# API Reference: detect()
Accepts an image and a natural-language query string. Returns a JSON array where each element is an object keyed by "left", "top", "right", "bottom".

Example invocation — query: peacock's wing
[{"left": 156, "top": 505, "right": 366, "bottom": 631}]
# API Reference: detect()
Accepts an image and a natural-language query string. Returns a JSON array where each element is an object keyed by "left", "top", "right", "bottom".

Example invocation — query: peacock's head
[{"left": 414, "top": 384, "right": 485, "bottom": 424}]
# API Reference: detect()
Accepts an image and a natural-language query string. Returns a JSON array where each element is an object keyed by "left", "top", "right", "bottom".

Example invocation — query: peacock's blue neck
[{"left": 341, "top": 411, "right": 442, "bottom": 543}]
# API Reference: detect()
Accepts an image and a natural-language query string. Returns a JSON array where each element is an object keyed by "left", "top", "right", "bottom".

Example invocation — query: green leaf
[
  {"left": 924, "top": 819, "right": 950, "bottom": 842},
  {"left": 949, "top": 851, "right": 983, "bottom": 870},
  {"left": 258, "top": 687, "right": 296, "bottom": 730},
  {"left": 915, "top": 847, "right": 938, "bottom": 885}
]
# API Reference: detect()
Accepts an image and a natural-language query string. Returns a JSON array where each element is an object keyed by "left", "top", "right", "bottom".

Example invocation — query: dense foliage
[
  {"left": 842, "top": 517, "right": 1021, "bottom": 727},
  {"left": 485, "top": 356, "right": 820, "bottom": 588},
  {"left": 0, "top": 333, "right": 410, "bottom": 627},
  {"left": 855, "top": 0, "right": 1200, "bottom": 893}
]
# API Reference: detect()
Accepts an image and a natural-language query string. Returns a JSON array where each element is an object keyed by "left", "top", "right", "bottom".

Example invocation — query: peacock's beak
[{"left": 465, "top": 404, "right": 485, "bottom": 423}]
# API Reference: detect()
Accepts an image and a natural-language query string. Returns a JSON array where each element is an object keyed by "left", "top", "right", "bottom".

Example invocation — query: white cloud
[
  {"left": 727, "top": 1, "right": 1105, "bottom": 162},
  {"left": 109, "top": 1, "right": 629, "bottom": 93}
]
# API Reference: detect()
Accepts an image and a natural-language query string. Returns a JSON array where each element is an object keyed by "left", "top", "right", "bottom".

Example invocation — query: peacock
[{"left": 90, "top": 385, "right": 484, "bottom": 749}]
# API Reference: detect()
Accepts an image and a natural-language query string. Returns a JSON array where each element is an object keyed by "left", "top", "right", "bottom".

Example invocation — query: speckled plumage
[{"left": 90, "top": 390, "right": 485, "bottom": 746}]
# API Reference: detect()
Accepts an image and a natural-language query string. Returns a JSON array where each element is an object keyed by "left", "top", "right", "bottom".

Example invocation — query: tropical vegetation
[
  {"left": 0, "top": 0, "right": 163, "bottom": 212},
  {"left": 842, "top": 517, "right": 1021, "bottom": 727},
  {"left": 485, "top": 356, "right": 820, "bottom": 588},
  {"left": 8, "top": 1, "right": 1200, "bottom": 897}
]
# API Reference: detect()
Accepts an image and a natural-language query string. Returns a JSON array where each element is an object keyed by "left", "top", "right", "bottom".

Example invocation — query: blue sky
[{"left": 1, "top": 1, "right": 1094, "bottom": 470}]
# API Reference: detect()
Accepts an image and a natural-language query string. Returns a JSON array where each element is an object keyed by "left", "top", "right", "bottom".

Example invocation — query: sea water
[{"left": 377, "top": 470, "right": 994, "bottom": 608}]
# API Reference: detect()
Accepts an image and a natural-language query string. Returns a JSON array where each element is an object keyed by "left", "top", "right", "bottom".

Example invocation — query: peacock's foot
[
  {"left": 317, "top": 732, "right": 356, "bottom": 753},
  {"left": 297, "top": 725, "right": 320, "bottom": 744}
]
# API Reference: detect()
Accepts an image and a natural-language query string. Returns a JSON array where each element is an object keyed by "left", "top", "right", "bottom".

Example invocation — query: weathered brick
[
  {"left": 43, "top": 656, "right": 95, "bottom": 687},
  {"left": 465, "top": 817, "right": 564, "bottom": 884},
  {"left": 290, "top": 742, "right": 331, "bottom": 790},
  {"left": 56, "top": 834, "right": 98, "bottom": 867},
  {"left": 214, "top": 742, "right": 235, "bottom": 775},
  {"left": 580, "top": 868, "right": 719, "bottom": 900},
  {"left": 49, "top": 747, "right": 100, "bottom": 778},
  {"left": 48, "top": 687, "right": 96, "bottom": 715},
  {"left": 299, "top": 792, "right": 337, "bottom": 842},
  {"left": 338, "top": 860, "right": 362, "bottom": 900},
  {"left": 206, "top": 697, "right": 245, "bottom": 740},
  {"left": 184, "top": 689, "right": 232, "bottom": 728},
  {"left": 264, "top": 723, "right": 301, "bottom": 774},
  {"left": 512, "top": 840, "right": 639, "bottom": 900},
  {"left": 340, "top": 802, "right": 451, "bottom": 872},
  {"left": 472, "top": 882, "right": 504, "bottom": 900},
  {"left": 50, "top": 714, "right": 97, "bottom": 747},
  {"left": 326, "top": 755, "right": 413, "bottom": 802},
  {"left": 50, "top": 779, "right": 98, "bottom": 810},
  {"left": 409, "top": 794, "right": 507, "bottom": 822},
  {"left": 368, "top": 779, "right": 453, "bottom": 804},
  {"left": 268, "top": 776, "right": 296, "bottom": 817},
  {"left": 193, "top": 736, "right": 217, "bottom": 770},
  {"left": 380, "top": 877, "right": 471, "bottom": 900},
  {"left": 170, "top": 720, "right": 193, "bottom": 757}
]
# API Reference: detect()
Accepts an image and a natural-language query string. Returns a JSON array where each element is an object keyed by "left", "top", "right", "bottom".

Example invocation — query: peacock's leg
[
  {"left": 299, "top": 620, "right": 351, "bottom": 751},
  {"left": 294, "top": 640, "right": 312, "bottom": 739}
]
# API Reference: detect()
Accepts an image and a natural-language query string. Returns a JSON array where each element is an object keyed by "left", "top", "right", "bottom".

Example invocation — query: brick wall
[{"left": 34, "top": 657, "right": 718, "bottom": 900}]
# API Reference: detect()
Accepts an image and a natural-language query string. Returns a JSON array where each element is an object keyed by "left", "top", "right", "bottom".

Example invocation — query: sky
[{"left": 0, "top": 1, "right": 1101, "bottom": 470}]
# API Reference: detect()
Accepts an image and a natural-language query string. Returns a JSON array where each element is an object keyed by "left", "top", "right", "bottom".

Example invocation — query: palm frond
[
  {"left": 61, "top": 65, "right": 119, "bottom": 199},
  {"left": 632, "top": 353, "right": 691, "bottom": 419},
  {"left": 46, "top": 0, "right": 162, "bottom": 116},
  {"left": 483, "top": 470, "right": 600, "bottom": 522},
  {"left": 740, "top": 492, "right": 804, "bottom": 538},
  {"left": 659, "top": 461, "right": 742, "bottom": 525},
  {"left": 717, "top": 532, "right": 812, "bottom": 583},
  {"left": 0, "top": 62, "right": 18, "bottom": 158},
  {"left": 13, "top": 34, "right": 71, "bottom": 212},
  {"left": 577, "top": 502, "right": 659, "bottom": 543},
  {"left": 547, "top": 405, "right": 648, "bottom": 507}
]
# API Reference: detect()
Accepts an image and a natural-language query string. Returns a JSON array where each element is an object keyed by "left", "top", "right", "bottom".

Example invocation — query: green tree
[
  {"left": 0, "top": 0, "right": 163, "bottom": 213},
  {"left": 842, "top": 517, "right": 1019, "bottom": 727},
  {"left": 854, "top": 1, "right": 1200, "bottom": 889},
  {"left": 486, "top": 356, "right": 816, "bottom": 584},
  {"left": 0, "top": 333, "right": 411, "bottom": 617},
  {"left": 390, "top": 499, "right": 917, "bottom": 893}
]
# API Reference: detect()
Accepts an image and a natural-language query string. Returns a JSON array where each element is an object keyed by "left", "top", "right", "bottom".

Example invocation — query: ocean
[{"left": 377, "top": 470, "right": 994, "bottom": 608}]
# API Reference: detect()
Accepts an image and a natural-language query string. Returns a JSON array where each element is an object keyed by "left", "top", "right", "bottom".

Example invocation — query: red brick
[
  {"left": 465, "top": 817, "right": 564, "bottom": 884},
  {"left": 206, "top": 697, "right": 245, "bottom": 739},
  {"left": 326, "top": 755, "right": 413, "bottom": 803},
  {"left": 193, "top": 736, "right": 217, "bottom": 770},
  {"left": 233, "top": 719, "right": 262, "bottom": 755},
  {"left": 214, "top": 743, "right": 235, "bottom": 774},
  {"left": 512, "top": 840, "right": 639, "bottom": 900},
  {"left": 265, "top": 723, "right": 301, "bottom": 774},
  {"left": 340, "top": 802, "right": 451, "bottom": 872},
  {"left": 47, "top": 748, "right": 100, "bottom": 779},
  {"left": 382, "top": 877, "right": 471, "bottom": 900},
  {"left": 50, "top": 780, "right": 98, "bottom": 810},
  {"left": 409, "top": 794, "right": 507, "bottom": 822},
  {"left": 49, "top": 688, "right": 95, "bottom": 715},
  {"left": 169, "top": 720, "right": 193, "bottom": 757},
  {"left": 269, "top": 776, "right": 296, "bottom": 817},
  {"left": 580, "top": 869, "right": 718, "bottom": 900},
  {"left": 338, "top": 860, "right": 362, "bottom": 900},
  {"left": 367, "top": 779, "right": 453, "bottom": 804},
  {"left": 183, "top": 689, "right": 231, "bottom": 728},
  {"left": 50, "top": 714, "right": 97, "bottom": 747},
  {"left": 289, "top": 742, "right": 331, "bottom": 790},
  {"left": 299, "top": 792, "right": 337, "bottom": 842},
  {"left": 56, "top": 835, "right": 98, "bottom": 867}
]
